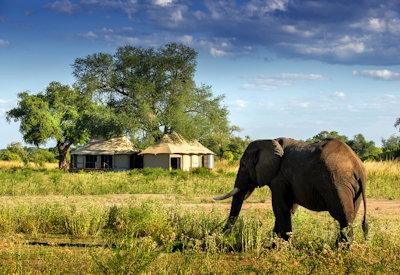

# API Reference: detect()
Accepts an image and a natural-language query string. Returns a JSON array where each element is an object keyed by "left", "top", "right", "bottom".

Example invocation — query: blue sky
[{"left": 1, "top": 0, "right": 400, "bottom": 148}]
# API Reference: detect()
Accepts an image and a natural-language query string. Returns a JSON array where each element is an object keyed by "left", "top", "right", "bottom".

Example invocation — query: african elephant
[{"left": 214, "top": 138, "right": 368, "bottom": 242}]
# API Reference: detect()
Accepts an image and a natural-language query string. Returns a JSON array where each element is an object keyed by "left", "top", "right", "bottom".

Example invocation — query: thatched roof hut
[
  {"left": 140, "top": 132, "right": 214, "bottom": 170},
  {"left": 70, "top": 137, "right": 141, "bottom": 171},
  {"left": 71, "top": 137, "right": 138, "bottom": 155}
]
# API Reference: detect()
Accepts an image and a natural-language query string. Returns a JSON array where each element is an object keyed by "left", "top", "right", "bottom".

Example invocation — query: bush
[
  {"left": 191, "top": 167, "right": 214, "bottom": 177},
  {"left": 28, "top": 149, "right": 57, "bottom": 166},
  {"left": 0, "top": 150, "right": 21, "bottom": 161},
  {"left": 0, "top": 142, "right": 57, "bottom": 165},
  {"left": 140, "top": 168, "right": 169, "bottom": 177}
]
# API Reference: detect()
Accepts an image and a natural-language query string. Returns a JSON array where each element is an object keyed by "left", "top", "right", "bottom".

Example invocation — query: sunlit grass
[{"left": 0, "top": 160, "right": 400, "bottom": 273}]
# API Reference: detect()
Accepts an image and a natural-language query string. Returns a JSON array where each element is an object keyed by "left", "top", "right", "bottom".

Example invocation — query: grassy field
[{"left": 0, "top": 160, "right": 399, "bottom": 273}]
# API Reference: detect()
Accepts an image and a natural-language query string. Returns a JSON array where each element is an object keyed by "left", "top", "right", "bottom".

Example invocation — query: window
[
  {"left": 85, "top": 155, "right": 97, "bottom": 169},
  {"left": 101, "top": 155, "right": 113, "bottom": 169},
  {"left": 171, "top": 157, "right": 181, "bottom": 169},
  {"left": 130, "top": 154, "right": 143, "bottom": 169}
]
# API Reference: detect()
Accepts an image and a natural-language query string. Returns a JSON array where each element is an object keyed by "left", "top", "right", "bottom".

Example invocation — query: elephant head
[{"left": 214, "top": 139, "right": 284, "bottom": 201}]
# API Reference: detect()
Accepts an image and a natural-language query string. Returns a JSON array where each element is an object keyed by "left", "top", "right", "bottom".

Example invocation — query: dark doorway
[
  {"left": 101, "top": 155, "right": 113, "bottom": 169},
  {"left": 171, "top": 157, "right": 180, "bottom": 169},
  {"left": 130, "top": 154, "right": 143, "bottom": 169}
]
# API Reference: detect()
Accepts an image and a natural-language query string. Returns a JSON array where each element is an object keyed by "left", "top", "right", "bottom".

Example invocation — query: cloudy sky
[{"left": 1, "top": 0, "right": 400, "bottom": 147}]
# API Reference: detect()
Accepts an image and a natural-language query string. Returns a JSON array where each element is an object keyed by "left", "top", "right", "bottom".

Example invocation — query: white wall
[
  {"left": 182, "top": 155, "right": 191, "bottom": 171},
  {"left": 191, "top": 155, "right": 201, "bottom": 169}
]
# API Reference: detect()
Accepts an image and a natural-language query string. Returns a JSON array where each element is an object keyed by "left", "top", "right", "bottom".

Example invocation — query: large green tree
[
  {"left": 73, "top": 43, "right": 232, "bottom": 149},
  {"left": 6, "top": 82, "right": 123, "bottom": 169}
]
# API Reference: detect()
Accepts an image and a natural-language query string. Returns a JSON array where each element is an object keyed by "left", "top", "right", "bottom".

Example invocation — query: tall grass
[
  {"left": 0, "top": 160, "right": 400, "bottom": 273},
  {"left": 0, "top": 200, "right": 399, "bottom": 273},
  {"left": 0, "top": 161, "right": 399, "bottom": 199}
]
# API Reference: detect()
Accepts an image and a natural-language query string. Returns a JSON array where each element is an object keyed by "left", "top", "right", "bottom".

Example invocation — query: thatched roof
[
  {"left": 71, "top": 137, "right": 139, "bottom": 155},
  {"left": 139, "top": 132, "right": 214, "bottom": 155}
]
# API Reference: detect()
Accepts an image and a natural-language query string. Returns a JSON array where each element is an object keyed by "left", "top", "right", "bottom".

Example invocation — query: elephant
[{"left": 214, "top": 137, "right": 368, "bottom": 242}]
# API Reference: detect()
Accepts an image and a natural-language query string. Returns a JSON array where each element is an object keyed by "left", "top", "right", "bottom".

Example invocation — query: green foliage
[
  {"left": 382, "top": 135, "right": 400, "bottom": 152},
  {"left": 191, "top": 167, "right": 214, "bottom": 177},
  {"left": 0, "top": 143, "right": 57, "bottom": 165},
  {"left": 6, "top": 82, "right": 128, "bottom": 169},
  {"left": 220, "top": 135, "right": 252, "bottom": 161},
  {"left": 94, "top": 237, "right": 160, "bottom": 274},
  {"left": 379, "top": 135, "right": 400, "bottom": 160},
  {"left": 73, "top": 43, "right": 233, "bottom": 151},
  {"left": 347, "top": 133, "right": 379, "bottom": 160},
  {"left": 308, "top": 131, "right": 381, "bottom": 160},
  {"left": 307, "top": 130, "right": 349, "bottom": 144}
]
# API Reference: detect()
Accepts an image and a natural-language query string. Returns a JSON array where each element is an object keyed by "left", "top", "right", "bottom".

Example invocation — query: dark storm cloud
[{"left": 45, "top": 0, "right": 400, "bottom": 65}]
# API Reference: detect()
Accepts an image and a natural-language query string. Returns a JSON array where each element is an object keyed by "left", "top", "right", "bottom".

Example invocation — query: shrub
[
  {"left": 0, "top": 150, "right": 21, "bottom": 161},
  {"left": 191, "top": 167, "right": 214, "bottom": 177}
]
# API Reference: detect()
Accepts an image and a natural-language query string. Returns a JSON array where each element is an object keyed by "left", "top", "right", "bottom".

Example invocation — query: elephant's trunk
[{"left": 213, "top": 187, "right": 240, "bottom": 200}]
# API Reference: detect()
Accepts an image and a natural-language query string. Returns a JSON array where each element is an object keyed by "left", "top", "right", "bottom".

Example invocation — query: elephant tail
[{"left": 359, "top": 177, "right": 368, "bottom": 239}]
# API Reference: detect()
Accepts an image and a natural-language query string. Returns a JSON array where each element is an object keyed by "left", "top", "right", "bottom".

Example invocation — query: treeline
[
  {"left": 0, "top": 142, "right": 57, "bottom": 165},
  {"left": 306, "top": 131, "right": 400, "bottom": 161},
  {"left": 1, "top": 131, "right": 399, "bottom": 165}
]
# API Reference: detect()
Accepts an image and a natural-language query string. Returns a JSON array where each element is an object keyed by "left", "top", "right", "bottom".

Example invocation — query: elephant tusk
[{"left": 213, "top": 187, "right": 240, "bottom": 201}]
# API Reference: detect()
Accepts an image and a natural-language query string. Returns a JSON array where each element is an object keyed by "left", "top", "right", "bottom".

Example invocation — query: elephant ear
[{"left": 252, "top": 140, "right": 284, "bottom": 187}]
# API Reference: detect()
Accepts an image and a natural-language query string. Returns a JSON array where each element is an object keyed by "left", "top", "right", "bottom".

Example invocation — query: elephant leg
[
  {"left": 326, "top": 185, "right": 356, "bottom": 243},
  {"left": 271, "top": 177, "right": 293, "bottom": 241},
  {"left": 223, "top": 189, "right": 247, "bottom": 232}
]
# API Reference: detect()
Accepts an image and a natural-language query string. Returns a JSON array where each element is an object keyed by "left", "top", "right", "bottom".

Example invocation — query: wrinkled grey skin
[{"left": 220, "top": 138, "right": 368, "bottom": 242}]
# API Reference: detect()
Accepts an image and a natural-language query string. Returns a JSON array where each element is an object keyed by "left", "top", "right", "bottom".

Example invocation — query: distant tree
[
  {"left": 381, "top": 135, "right": 400, "bottom": 153},
  {"left": 0, "top": 142, "right": 27, "bottom": 162},
  {"left": 307, "top": 131, "right": 349, "bottom": 144},
  {"left": 347, "top": 134, "right": 380, "bottom": 160},
  {"left": 0, "top": 142, "right": 57, "bottom": 165},
  {"left": 6, "top": 82, "right": 122, "bottom": 169},
  {"left": 221, "top": 135, "right": 252, "bottom": 161},
  {"left": 73, "top": 43, "right": 232, "bottom": 149}
]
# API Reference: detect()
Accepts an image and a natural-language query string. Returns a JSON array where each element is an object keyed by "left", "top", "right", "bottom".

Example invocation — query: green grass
[
  {"left": 0, "top": 161, "right": 400, "bottom": 273},
  {"left": 0, "top": 201, "right": 399, "bottom": 273},
  {"left": 0, "top": 161, "right": 400, "bottom": 199}
]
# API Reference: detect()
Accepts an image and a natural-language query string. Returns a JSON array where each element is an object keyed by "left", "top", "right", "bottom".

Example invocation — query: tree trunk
[{"left": 57, "top": 142, "right": 71, "bottom": 170}]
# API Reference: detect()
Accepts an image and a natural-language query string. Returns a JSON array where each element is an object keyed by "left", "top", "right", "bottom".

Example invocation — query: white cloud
[
  {"left": 179, "top": 35, "right": 193, "bottom": 45},
  {"left": 154, "top": 0, "right": 173, "bottom": 7},
  {"left": 171, "top": 9, "right": 183, "bottom": 22},
  {"left": 334, "top": 91, "right": 346, "bottom": 98},
  {"left": 234, "top": 99, "right": 248, "bottom": 109},
  {"left": 243, "top": 73, "right": 327, "bottom": 91},
  {"left": 209, "top": 47, "right": 227, "bottom": 57},
  {"left": 45, "top": 0, "right": 74, "bottom": 13},
  {"left": 80, "top": 31, "right": 97, "bottom": 39},
  {"left": 0, "top": 39, "right": 9, "bottom": 48},
  {"left": 353, "top": 69, "right": 400, "bottom": 80},
  {"left": 246, "top": 0, "right": 288, "bottom": 16},
  {"left": 280, "top": 73, "right": 326, "bottom": 81},
  {"left": 367, "top": 17, "right": 386, "bottom": 32},
  {"left": 285, "top": 35, "right": 367, "bottom": 60},
  {"left": 282, "top": 25, "right": 314, "bottom": 37}
]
